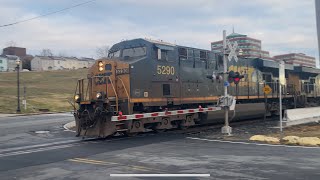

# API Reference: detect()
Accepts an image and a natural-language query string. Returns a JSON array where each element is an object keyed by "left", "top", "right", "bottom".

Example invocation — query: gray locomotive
[{"left": 73, "top": 38, "right": 320, "bottom": 137}]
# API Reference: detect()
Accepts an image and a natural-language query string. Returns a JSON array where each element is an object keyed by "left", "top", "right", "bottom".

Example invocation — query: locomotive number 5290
[{"left": 157, "top": 65, "right": 175, "bottom": 75}]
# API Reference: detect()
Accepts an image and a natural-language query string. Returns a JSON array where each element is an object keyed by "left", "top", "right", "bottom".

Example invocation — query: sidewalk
[
  {"left": 0, "top": 111, "right": 73, "bottom": 118},
  {"left": 0, "top": 114, "right": 19, "bottom": 118}
]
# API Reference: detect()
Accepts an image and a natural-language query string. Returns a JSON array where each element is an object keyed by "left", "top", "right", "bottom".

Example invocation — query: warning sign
[{"left": 263, "top": 85, "right": 272, "bottom": 95}]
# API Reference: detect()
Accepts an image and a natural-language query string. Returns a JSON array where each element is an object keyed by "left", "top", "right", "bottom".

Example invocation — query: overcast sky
[{"left": 0, "top": 0, "right": 318, "bottom": 62}]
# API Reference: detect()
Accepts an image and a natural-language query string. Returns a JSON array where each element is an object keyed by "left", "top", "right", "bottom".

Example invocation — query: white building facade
[
  {"left": 0, "top": 55, "right": 22, "bottom": 72},
  {"left": 31, "top": 56, "right": 95, "bottom": 71}
]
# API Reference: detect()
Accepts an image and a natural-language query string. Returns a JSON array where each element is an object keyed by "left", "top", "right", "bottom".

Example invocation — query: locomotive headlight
[
  {"left": 96, "top": 92, "right": 102, "bottom": 99},
  {"left": 98, "top": 61, "right": 104, "bottom": 71},
  {"left": 74, "top": 94, "right": 80, "bottom": 102}
]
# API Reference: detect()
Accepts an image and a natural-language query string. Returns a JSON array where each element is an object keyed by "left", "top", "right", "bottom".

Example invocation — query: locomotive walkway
[{"left": 0, "top": 114, "right": 319, "bottom": 179}]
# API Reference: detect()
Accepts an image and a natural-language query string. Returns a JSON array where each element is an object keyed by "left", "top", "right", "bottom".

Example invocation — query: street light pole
[{"left": 16, "top": 59, "right": 21, "bottom": 113}]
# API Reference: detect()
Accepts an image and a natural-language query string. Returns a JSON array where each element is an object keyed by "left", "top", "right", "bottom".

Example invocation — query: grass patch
[
  {"left": 0, "top": 69, "right": 88, "bottom": 114},
  {"left": 270, "top": 123, "right": 320, "bottom": 138}
]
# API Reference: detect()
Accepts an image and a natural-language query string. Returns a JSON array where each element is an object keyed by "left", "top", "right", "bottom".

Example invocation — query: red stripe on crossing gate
[
  {"left": 177, "top": 110, "right": 184, "bottom": 114},
  {"left": 151, "top": 113, "right": 159, "bottom": 117},
  {"left": 135, "top": 114, "right": 144, "bottom": 119},
  {"left": 118, "top": 116, "right": 127, "bottom": 120},
  {"left": 188, "top": 109, "right": 195, "bottom": 113}
]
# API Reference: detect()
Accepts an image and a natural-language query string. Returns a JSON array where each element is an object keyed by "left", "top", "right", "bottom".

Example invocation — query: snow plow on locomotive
[{"left": 72, "top": 38, "right": 320, "bottom": 138}]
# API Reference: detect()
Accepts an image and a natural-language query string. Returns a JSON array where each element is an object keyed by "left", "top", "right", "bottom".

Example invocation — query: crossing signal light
[
  {"left": 228, "top": 71, "right": 244, "bottom": 85},
  {"left": 233, "top": 72, "right": 244, "bottom": 85},
  {"left": 234, "top": 77, "right": 241, "bottom": 84}
]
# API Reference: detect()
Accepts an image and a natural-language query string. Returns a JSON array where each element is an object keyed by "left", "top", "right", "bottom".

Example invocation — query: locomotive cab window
[
  {"left": 156, "top": 45, "right": 174, "bottom": 61},
  {"left": 122, "top": 47, "right": 146, "bottom": 59},
  {"left": 108, "top": 50, "right": 120, "bottom": 58},
  {"left": 157, "top": 49, "right": 169, "bottom": 61}
]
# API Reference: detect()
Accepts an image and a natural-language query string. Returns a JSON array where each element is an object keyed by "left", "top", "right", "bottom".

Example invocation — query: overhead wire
[{"left": 0, "top": 0, "right": 98, "bottom": 28}]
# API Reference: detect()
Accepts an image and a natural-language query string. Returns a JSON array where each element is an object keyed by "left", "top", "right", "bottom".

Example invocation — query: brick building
[
  {"left": 2, "top": 47, "right": 26, "bottom": 57},
  {"left": 211, "top": 32, "right": 273, "bottom": 60},
  {"left": 273, "top": 53, "right": 316, "bottom": 68}
]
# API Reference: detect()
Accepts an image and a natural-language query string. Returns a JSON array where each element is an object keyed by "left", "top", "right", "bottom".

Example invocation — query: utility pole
[{"left": 221, "top": 30, "right": 232, "bottom": 135}]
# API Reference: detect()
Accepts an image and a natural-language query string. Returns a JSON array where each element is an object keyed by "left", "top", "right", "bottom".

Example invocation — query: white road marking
[
  {"left": 186, "top": 137, "right": 320, "bottom": 149},
  {"left": 0, "top": 136, "right": 133, "bottom": 158},
  {"left": 0, "top": 139, "right": 80, "bottom": 153},
  {"left": 110, "top": 174, "right": 210, "bottom": 177},
  {"left": 0, "top": 144, "right": 80, "bottom": 157}
]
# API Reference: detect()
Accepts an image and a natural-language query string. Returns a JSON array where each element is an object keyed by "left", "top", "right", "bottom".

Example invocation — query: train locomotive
[{"left": 73, "top": 38, "right": 320, "bottom": 138}]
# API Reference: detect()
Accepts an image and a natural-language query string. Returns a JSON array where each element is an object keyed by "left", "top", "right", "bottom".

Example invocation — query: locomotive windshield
[
  {"left": 122, "top": 46, "right": 146, "bottom": 59},
  {"left": 108, "top": 50, "right": 120, "bottom": 58}
]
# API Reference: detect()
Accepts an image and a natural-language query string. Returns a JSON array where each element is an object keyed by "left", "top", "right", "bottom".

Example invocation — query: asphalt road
[
  {"left": 0, "top": 113, "right": 76, "bottom": 150},
  {"left": 0, "top": 114, "right": 319, "bottom": 180}
]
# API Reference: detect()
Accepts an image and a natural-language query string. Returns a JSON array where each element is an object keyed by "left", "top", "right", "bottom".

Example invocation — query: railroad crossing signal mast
[{"left": 221, "top": 30, "right": 241, "bottom": 135}]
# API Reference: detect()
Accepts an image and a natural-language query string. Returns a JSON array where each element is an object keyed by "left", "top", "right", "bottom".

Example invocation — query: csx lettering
[
  {"left": 95, "top": 72, "right": 112, "bottom": 85},
  {"left": 157, "top": 65, "right": 175, "bottom": 75},
  {"left": 115, "top": 68, "right": 129, "bottom": 75}
]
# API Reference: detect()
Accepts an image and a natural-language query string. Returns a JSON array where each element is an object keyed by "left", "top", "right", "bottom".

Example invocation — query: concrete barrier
[{"left": 283, "top": 107, "right": 320, "bottom": 126}]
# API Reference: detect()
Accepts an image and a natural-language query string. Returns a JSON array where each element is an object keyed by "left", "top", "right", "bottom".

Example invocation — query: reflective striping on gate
[{"left": 111, "top": 107, "right": 222, "bottom": 121}]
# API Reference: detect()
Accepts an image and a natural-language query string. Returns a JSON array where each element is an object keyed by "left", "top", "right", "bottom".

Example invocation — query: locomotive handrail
[
  {"left": 107, "top": 76, "right": 119, "bottom": 112},
  {"left": 73, "top": 80, "right": 80, "bottom": 111},
  {"left": 118, "top": 77, "right": 131, "bottom": 114}
]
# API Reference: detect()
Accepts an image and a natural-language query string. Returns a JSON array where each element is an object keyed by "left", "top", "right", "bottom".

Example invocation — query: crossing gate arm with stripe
[{"left": 112, "top": 107, "right": 222, "bottom": 121}]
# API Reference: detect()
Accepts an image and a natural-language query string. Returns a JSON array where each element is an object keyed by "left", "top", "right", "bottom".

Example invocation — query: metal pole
[
  {"left": 17, "top": 64, "right": 21, "bottom": 113},
  {"left": 279, "top": 83, "right": 282, "bottom": 132},
  {"left": 222, "top": 30, "right": 231, "bottom": 135},
  {"left": 24, "top": 85, "right": 27, "bottom": 110}
]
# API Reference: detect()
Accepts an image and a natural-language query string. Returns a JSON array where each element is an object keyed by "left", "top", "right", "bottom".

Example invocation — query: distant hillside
[{"left": 0, "top": 69, "right": 88, "bottom": 113}]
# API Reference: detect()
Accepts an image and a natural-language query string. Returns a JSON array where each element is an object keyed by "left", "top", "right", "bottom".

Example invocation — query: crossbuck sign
[{"left": 227, "top": 40, "right": 238, "bottom": 62}]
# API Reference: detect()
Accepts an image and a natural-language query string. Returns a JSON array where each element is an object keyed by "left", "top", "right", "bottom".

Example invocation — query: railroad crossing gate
[{"left": 263, "top": 85, "right": 272, "bottom": 95}]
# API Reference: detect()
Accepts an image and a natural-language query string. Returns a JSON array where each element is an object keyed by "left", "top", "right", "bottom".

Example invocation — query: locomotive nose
[{"left": 91, "top": 60, "right": 130, "bottom": 103}]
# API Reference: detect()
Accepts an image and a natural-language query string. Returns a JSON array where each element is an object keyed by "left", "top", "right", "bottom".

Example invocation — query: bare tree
[
  {"left": 96, "top": 45, "right": 109, "bottom": 58},
  {"left": 58, "top": 51, "right": 68, "bottom": 57},
  {"left": 40, "top": 49, "right": 53, "bottom": 57},
  {"left": 6, "top": 40, "right": 17, "bottom": 47}
]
